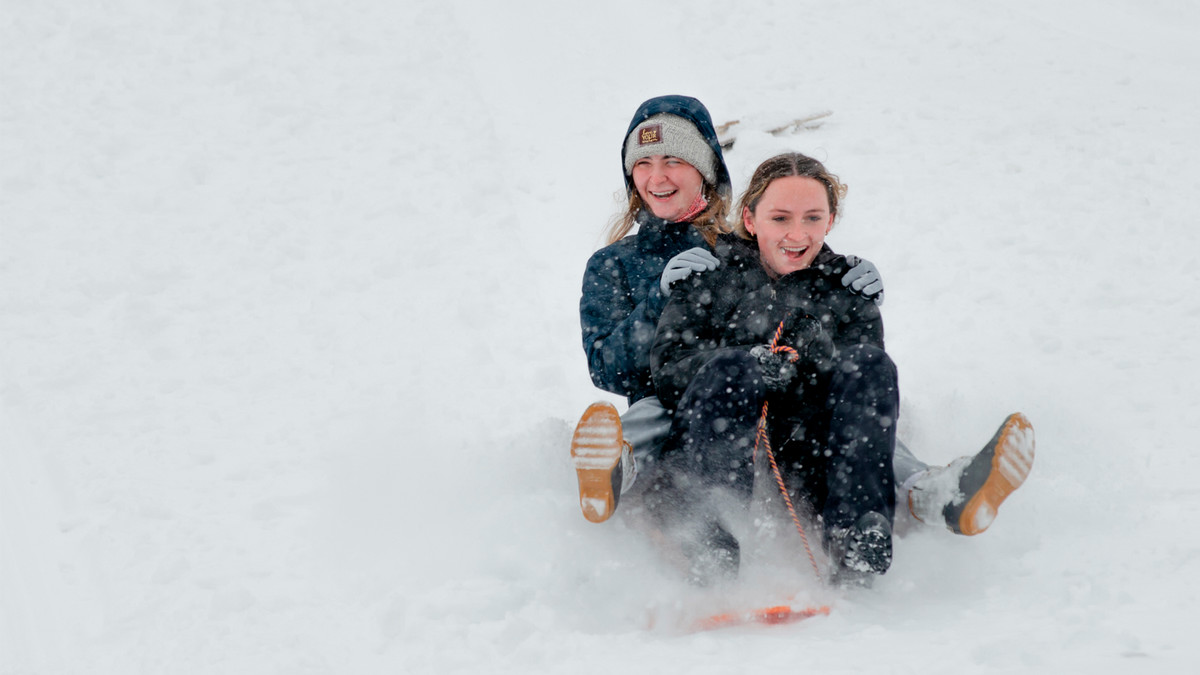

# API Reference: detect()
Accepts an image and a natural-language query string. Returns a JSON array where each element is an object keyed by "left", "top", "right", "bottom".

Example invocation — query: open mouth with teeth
[
  {"left": 782, "top": 245, "right": 809, "bottom": 260},
  {"left": 649, "top": 190, "right": 677, "bottom": 199}
]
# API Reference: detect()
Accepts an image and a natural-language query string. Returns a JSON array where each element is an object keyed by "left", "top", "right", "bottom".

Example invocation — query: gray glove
[
  {"left": 750, "top": 344, "right": 797, "bottom": 392},
  {"left": 842, "top": 255, "right": 884, "bottom": 306},
  {"left": 660, "top": 247, "right": 720, "bottom": 295}
]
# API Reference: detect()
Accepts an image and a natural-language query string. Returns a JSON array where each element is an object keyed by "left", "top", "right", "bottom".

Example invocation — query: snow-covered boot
[
  {"left": 908, "top": 412, "right": 1035, "bottom": 535},
  {"left": 570, "top": 402, "right": 637, "bottom": 523},
  {"left": 828, "top": 511, "right": 893, "bottom": 587},
  {"left": 683, "top": 522, "right": 740, "bottom": 587}
]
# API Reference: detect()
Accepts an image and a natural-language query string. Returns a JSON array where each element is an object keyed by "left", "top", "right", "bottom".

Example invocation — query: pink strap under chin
[{"left": 674, "top": 191, "right": 709, "bottom": 223}]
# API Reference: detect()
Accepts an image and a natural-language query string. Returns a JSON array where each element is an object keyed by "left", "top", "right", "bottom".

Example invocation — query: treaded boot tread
[
  {"left": 570, "top": 402, "right": 625, "bottom": 523},
  {"left": 844, "top": 512, "right": 892, "bottom": 574},
  {"left": 943, "top": 412, "right": 1035, "bottom": 535},
  {"left": 829, "top": 511, "right": 892, "bottom": 587}
]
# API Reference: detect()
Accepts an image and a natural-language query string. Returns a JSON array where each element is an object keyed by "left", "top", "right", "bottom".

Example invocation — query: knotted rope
[{"left": 754, "top": 320, "right": 822, "bottom": 579}]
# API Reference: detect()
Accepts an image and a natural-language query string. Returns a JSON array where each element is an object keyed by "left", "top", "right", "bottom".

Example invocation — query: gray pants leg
[
  {"left": 897, "top": 432, "right": 931, "bottom": 497},
  {"left": 893, "top": 438, "right": 930, "bottom": 488},
  {"left": 621, "top": 396, "right": 672, "bottom": 463}
]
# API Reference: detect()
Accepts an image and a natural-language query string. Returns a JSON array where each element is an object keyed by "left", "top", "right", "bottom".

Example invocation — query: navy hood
[{"left": 621, "top": 95, "right": 732, "bottom": 201}]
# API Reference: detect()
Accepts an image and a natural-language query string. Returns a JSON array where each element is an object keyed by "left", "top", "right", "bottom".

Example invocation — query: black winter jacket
[
  {"left": 651, "top": 235, "right": 885, "bottom": 415},
  {"left": 579, "top": 95, "right": 733, "bottom": 404}
]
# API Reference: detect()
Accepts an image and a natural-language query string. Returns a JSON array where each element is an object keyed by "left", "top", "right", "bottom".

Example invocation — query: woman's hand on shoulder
[
  {"left": 660, "top": 247, "right": 720, "bottom": 295},
  {"left": 842, "top": 255, "right": 884, "bottom": 306}
]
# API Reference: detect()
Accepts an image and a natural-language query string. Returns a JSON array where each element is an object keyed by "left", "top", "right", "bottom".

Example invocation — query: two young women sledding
[{"left": 572, "top": 95, "right": 1035, "bottom": 587}]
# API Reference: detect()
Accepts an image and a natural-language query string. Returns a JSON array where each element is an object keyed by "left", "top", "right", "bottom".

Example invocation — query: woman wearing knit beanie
[{"left": 569, "top": 95, "right": 883, "bottom": 528}]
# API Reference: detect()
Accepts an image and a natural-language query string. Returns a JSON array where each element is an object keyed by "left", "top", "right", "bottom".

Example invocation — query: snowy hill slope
[{"left": 3, "top": 1, "right": 1199, "bottom": 673}]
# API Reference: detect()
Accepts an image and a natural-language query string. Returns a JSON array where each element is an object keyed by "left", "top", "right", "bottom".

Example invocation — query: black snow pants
[{"left": 644, "top": 344, "right": 898, "bottom": 541}]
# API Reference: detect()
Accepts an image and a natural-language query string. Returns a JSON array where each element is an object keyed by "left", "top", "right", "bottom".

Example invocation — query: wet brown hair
[{"left": 733, "top": 152, "right": 847, "bottom": 240}]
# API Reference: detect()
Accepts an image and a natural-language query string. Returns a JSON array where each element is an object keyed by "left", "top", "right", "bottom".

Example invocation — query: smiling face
[
  {"left": 630, "top": 155, "right": 705, "bottom": 222},
  {"left": 743, "top": 175, "right": 834, "bottom": 277}
]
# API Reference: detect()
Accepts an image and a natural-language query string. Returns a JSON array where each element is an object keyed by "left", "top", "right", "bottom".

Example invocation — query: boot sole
[
  {"left": 570, "top": 402, "right": 624, "bottom": 523},
  {"left": 946, "top": 412, "right": 1035, "bottom": 535},
  {"left": 844, "top": 512, "right": 893, "bottom": 574},
  {"left": 849, "top": 526, "right": 892, "bottom": 574}
]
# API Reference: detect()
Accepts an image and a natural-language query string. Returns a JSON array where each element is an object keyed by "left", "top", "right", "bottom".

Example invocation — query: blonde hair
[
  {"left": 733, "top": 153, "right": 847, "bottom": 240},
  {"left": 605, "top": 182, "right": 730, "bottom": 247}
]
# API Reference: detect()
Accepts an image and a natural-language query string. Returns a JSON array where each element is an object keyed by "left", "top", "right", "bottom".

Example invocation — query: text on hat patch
[{"left": 638, "top": 124, "right": 662, "bottom": 146}]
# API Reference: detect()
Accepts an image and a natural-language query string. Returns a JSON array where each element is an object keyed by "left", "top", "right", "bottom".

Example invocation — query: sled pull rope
[{"left": 755, "top": 321, "right": 821, "bottom": 579}]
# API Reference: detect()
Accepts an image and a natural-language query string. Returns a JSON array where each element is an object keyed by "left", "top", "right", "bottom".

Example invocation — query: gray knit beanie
[{"left": 623, "top": 113, "right": 718, "bottom": 186}]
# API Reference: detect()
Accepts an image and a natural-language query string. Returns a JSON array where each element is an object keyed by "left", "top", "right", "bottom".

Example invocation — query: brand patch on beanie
[
  {"left": 638, "top": 124, "right": 662, "bottom": 146},
  {"left": 623, "top": 113, "right": 718, "bottom": 187}
]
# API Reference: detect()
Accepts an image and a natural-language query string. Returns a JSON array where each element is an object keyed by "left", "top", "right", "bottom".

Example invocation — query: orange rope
[
  {"left": 754, "top": 321, "right": 822, "bottom": 579},
  {"left": 683, "top": 320, "right": 833, "bottom": 631}
]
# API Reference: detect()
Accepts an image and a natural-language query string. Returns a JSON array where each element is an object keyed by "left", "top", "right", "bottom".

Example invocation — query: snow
[{"left": 2, "top": 0, "right": 1198, "bottom": 672}]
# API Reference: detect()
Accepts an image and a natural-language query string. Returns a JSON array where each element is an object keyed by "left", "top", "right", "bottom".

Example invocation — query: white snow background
[{"left": 3, "top": 1, "right": 1199, "bottom": 673}]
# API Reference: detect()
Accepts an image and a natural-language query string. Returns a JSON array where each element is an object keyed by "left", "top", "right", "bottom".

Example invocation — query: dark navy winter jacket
[
  {"left": 579, "top": 95, "right": 732, "bottom": 404},
  {"left": 581, "top": 213, "right": 710, "bottom": 404}
]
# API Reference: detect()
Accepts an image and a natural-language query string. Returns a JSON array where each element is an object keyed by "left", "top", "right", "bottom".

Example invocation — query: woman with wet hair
[{"left": 646, "top": 153, "right": 1033, "bottom": 585}]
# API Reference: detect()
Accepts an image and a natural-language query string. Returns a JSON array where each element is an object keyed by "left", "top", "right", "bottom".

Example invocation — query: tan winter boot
[
  {"left": 570, "top": 402, "right": 635, "bottom": 523},
  {"left": 908, "top": 412, "right": 1035, "bottom": 535}
]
